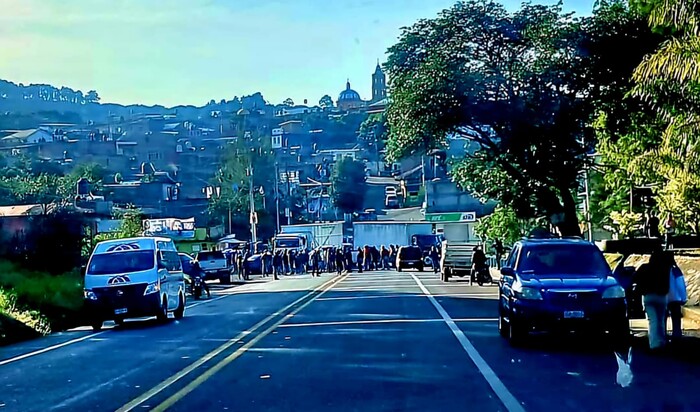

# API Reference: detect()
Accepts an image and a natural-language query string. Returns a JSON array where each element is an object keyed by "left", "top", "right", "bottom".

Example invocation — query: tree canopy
[
  {"left": 331, "top": 157, "right": 367, "bottom": 214},
  {"left": 385, "top": 0, "right": 592, "bottom": 235}
]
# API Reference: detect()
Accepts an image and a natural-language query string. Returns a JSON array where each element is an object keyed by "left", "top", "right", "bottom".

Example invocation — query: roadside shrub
[
  {"left": 0, "top": 260, "right": 84, "bottom": 335},
  {"left": 0, "top": 288, "right": 51, "bottom": 339}
]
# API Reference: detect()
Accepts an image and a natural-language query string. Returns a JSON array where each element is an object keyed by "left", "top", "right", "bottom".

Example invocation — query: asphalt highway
[{"left": 1, "top": 270, "right": 698, "bottom": 412}]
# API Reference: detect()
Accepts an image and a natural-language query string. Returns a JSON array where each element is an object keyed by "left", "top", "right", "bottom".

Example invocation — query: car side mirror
[{"left": 500, "top": 267, "right": 514, "bottom": 278}]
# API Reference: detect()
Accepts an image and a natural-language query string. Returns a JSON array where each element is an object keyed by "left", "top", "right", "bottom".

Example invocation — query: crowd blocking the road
[{"left": 222, "top": 244, "right": 446, "bottom": 280}]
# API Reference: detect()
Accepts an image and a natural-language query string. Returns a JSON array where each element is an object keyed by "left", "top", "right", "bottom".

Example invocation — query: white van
[{"left": 84, "top": 237, "right": 186, "bottom": 331}]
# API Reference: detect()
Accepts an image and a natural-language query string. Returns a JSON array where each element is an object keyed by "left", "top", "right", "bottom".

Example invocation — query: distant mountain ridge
[{"left": 0, "top": 78, "right": 269, "bottom": 125}]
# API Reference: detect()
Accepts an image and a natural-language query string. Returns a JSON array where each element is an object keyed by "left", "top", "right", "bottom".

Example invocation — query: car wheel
[
  {"left": 91, "top": 320, "right": 103, "bottom": 332},
  {"left": 114, "top": 317, "right": 125, "bottom": 327},
  {"left": 173, "top": 294, "right": 185, "bottom": 320},
  {"left": 397, "top": 266, "right": 402, "bottom": 272},
  {"left": 508, "top": 318, "right": 527, "bottom": 346},
  {"left": 156, "top": 297, "right": 168, "bottom": 322},
  {"left": 418, "top": 265, "right": 424, "bottom": 272},
  {"left": 219, "top": 274, "right": 230, "bottom": 285}
]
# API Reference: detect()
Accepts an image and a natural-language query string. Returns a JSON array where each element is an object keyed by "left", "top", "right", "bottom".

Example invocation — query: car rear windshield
[
  {"left": 399, "top": 247, "right": 422, "bottom": 259},
  {"left": 519, "top": 244, "right": 610, "bottom": 276},
  {"left": 88, "top": 250, "right": 155, "bottom": 275},
  {"left": 197, "top": 251, "right": 225, "bottom": 260}
]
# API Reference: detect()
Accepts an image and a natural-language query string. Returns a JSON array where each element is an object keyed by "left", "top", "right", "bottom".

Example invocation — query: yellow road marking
[
  {"left": 151, "top": 273, "right": 349, "bottom": 411},
  {"left": 116, "top": 275, "right": 344, "bottom": 412}
]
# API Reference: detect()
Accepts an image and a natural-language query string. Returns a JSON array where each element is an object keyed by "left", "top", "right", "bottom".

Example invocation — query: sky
[{"left": 0, "top": 0, "right": 596, "bottom": 107}]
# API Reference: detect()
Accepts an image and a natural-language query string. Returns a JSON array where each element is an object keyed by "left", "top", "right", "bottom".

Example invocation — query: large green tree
[
  {"left": 331, "top": 157, "right": 367, "bottom": 214},
  {"left": 208, "top": 139, "right": 276, "bottom": 239},
  {"left": 627, "top": 0, "right": 700, "bottom": 232},
  {"left": 385, "top": 0, "right": 593, "bottom": 236}
]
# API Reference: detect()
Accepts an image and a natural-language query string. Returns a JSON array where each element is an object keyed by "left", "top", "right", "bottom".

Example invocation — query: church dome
[{"left": 338, "top": 80, "right": 361, "bottom": 101}]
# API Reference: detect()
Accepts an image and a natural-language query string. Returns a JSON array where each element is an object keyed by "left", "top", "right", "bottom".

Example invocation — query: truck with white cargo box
[
  {"left": 273, "top": 222, "right": 344, "bottom": 253},
  {"left": 352, "top": 221, "right": 434, "bottom": 249}
]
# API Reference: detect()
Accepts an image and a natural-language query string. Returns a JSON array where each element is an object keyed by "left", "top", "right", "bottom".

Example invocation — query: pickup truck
[
  {"left": 440, "top": 241, "right": 479, "bottom": 282},
  {"left": 195, "top": 250, "right": 230, "bottom": 283}
]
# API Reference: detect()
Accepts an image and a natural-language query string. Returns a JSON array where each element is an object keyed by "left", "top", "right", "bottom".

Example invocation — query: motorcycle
[
  {"left": 185, "top": 273, "right": 210, "bottom": 300},
  {"left": 471, "top": 264, "right": 493, "bottom": 286}
]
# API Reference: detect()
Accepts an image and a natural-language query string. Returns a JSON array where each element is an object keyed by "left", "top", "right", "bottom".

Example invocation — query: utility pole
[
  {"left": 421, "top": 155, "right": 427, "bottom": 208},
  {"left": 248, "top": 165, "right": 257, "bottom": 245},
  {"left": 583, "top": 165, "right": 592, "bottom": 242},
  {"left": 274, "top": 162, "right": 280, "bottom": 234},
  {"left": 228, "top": 200, "right": 232, "bottom": 235}
]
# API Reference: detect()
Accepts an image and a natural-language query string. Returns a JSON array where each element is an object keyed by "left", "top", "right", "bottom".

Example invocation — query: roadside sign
[{"left": 425, "top": 212, "right": 476, "bottom": 223}]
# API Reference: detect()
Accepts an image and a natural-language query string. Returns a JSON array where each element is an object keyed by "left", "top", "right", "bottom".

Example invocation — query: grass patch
[{"left": 0, "top": 260, "right": 85, "bottom": 344}]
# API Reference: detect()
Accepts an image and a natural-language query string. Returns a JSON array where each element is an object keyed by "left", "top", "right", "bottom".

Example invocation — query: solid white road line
[
  {"left": 279, "top": 318, "right": 498, "bottom": 328},
  {"left": 0, "top": 331, "right": 107, "bottom": 367},
  {"left": 410, "top": 273, "right": 525, "bottom": 412},
  {"left": 1, "top": 286, "right": 252, "bottom": 368}
]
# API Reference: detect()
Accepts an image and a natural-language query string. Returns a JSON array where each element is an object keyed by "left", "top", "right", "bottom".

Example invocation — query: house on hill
[{"left": 0, "top": 128, "right": 53, "bottom": 145}]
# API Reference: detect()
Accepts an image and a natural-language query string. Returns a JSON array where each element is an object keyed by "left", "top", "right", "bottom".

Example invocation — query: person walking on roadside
[
  {"left": 263, "top": 250, "right": 272, "bottom": 277},
  {"left": 335, "top": 248, "right": 345, "bottom": 274},
  {"left": 666, "top": 251, "right": 687, "bottom": 341},
  {"left": 390, "top": 245, "right": 398, "bottom": 269},
  {"left": 345, "top": 248, "right": 353, "bottom": 273},
  {"left": 310, "top": 248, "right": 321, "bottom": 277},
  {"left": 363, "top": 245, "right": 372, "bottom": 271},
  {"left": 429, "top": 246, "right": 440, "bottom": 273},
  {"left": 371, "top": 246, "right": 380, "bottom": 271},
  {"left": 635, "top": 249, "right": 671, "bottom": 351},
  {"left": 273, "top": 251, "right": 283, "bottom": 279},
  {"left": 380, "top": 245, "right": 390, "bottom": 270},
  {"left": 357, "top": 247, "right": 364, "bottom": 273},
  {"left": 492, "top": 239, "right": 507, "bottom": 269},
  {"left": 235, "top": 252, "right": 244, "bottom": 281},
  {"left": 282, "top": 250, "right": 291, "bottom": 275}
]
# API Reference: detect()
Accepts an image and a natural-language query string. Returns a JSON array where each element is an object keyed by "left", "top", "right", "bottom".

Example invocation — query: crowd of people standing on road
[{"left": 225, "top": 243, "right": 445, "bottom": 280}]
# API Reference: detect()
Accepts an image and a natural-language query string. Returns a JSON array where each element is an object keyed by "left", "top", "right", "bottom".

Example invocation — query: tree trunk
[{"left": 557, "top": 186, "right": 581, "bottom": 237}]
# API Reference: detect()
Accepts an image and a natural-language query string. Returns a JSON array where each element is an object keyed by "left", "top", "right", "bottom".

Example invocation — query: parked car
[
  {"left": 498, "top": 237, "right": 628, "bottom": 345},
  {"left": 385, "top": 186, "right": 397, "bottom": 196},
  {"left": 396, "top": 246, "right": 424, "bottom": 272},
  {"left": 195, "top": 250, "right": 230, "bottom": 283},
  {"left": 385, "top": 194, "right": 399, "bottom": 209}
]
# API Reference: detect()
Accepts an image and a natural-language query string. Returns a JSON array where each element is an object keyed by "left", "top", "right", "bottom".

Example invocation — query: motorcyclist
[
  {"left": 471, "top": 245, "right": 488, "bottom": 284},
  {"left": 190, "top": 260, "right": 211, "bottom": 299}
]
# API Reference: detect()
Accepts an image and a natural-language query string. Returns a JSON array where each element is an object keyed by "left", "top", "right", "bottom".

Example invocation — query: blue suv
[{"left": 498, "top": 237, "right": 628, "bottom": 345}]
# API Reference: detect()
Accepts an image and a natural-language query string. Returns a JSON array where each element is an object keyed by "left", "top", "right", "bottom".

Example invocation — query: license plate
[
  {"left": 563, "top": 310, "right": 584, "bottom": 319},
  {"left": 114, "top": 308, "right": 128, "bottom": 315}
]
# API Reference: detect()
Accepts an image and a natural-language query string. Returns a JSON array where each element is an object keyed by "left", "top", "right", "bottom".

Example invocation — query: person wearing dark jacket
[
  {"left": 273, "top": 252, "right": 283, "bottom": 278},
  {"left": 635, "top": 250, "right": 671, "bottom": 350},
  {"left": 310, "top": 249, "right": 321, "bottom": 277},
  {"left": 363, "top": 245, "right": 372, "bottom": 271},
  {"left": 282, "top": 250, "right": 291, "bottom": 275},
  {"left": 357, "top": 247, "right": 364, "bottom": 273},
  {"left": 335, "top": 248, "right": 345, "bottom": 274},
  {"left": 371, "top": 246, "right": 380, "bottom": 270}
]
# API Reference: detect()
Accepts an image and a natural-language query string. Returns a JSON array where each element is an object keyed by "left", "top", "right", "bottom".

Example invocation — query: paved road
[{"left": 1, "top": 270, "right": 699, "bottom": 412}]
